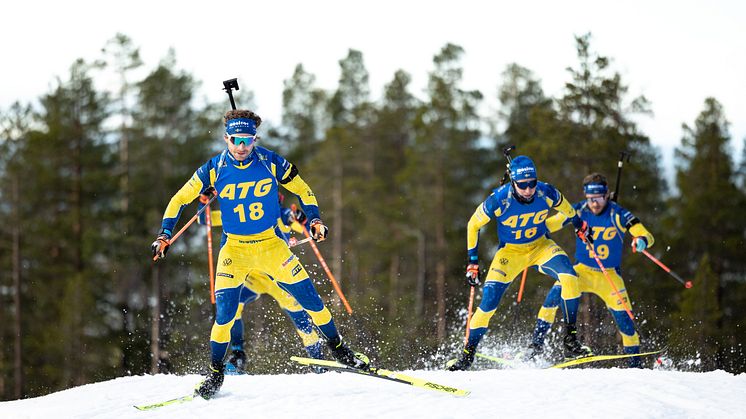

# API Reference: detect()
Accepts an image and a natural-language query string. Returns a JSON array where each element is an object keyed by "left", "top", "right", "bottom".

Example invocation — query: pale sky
[{"left": 2, "top": 0, "right": 745, "bottom": 176}]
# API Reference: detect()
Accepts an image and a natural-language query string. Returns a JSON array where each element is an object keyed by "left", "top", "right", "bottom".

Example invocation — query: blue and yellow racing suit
[
  {"left": 198, "top": 202, "right": 322, "bottom": 360},
  {"left": 465, "top": 182, "right": 583, "bottom": 349},
  {"left": 533, "top": 200, "right": 654, "bottom": 363},
  {"left": 160, "top": 146, "right": 338, "bottom": 366}
]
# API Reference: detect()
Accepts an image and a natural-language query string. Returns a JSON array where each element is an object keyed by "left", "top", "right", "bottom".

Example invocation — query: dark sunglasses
[
  {"left": 229, "top": 135, "right": 256, "bottom": 146},
  {"left": 514, "top": 179, "right": 537, "bottom": 190}
]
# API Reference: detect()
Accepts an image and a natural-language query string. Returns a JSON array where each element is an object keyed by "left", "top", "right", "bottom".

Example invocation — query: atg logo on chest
[{"left": 219, "top": 178, "right": 273, "bottom": 200}]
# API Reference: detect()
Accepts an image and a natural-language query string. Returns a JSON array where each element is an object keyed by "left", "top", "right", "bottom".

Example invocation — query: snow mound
[{"left": 1, "top": 368, "right": 745, "bottom": 418}]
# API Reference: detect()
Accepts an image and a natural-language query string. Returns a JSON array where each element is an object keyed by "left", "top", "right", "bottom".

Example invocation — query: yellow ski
[
  {"left": 549, "top": 349, "right": 664, "bottom": 369},
  {"left": 134, "top": 394, "right": 194, "bottom": 410},
  {"left": 291, "top": 356, "right": 470, "bottom": 397}
]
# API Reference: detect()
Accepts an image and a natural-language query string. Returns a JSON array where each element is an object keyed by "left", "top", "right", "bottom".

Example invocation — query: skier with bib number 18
[{"left": 151, "top": 109, "right": 368, "bottom": 399}]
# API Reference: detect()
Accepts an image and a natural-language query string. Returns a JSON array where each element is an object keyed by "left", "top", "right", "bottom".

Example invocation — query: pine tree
[
  {"left": 404, "top": 43, "right": 487, "bottom": 342},
  {"left": 664, "top": 97, "right": 746, "bottom": 370},
  {"left": 0, "top": 102, "right": 33, "bottom": 399},
  {"left": 16, "top": 59, "right": 114, "bottom": 395}
]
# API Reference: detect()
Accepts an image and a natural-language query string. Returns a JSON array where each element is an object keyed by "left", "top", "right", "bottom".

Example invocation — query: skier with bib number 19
[{"left": 530, "top": 172, "right": 655, "bottom": 368}]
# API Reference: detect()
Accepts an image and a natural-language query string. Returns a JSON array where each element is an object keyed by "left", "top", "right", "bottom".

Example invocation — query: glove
[
  {"left": 309, "top": 219, "right": 328, "bottom": 242},
  {"left": 574, "top": 220, "right": 593, "bottom": 245},
  {"left": 198, "top": 186, "right": 216, "bottom": 204},
  {"left": 151, "top": 230, "right": 171, "bottom": 259},
  {"left": 466, "top": 264, "right": 480, "bottom": 287},
  {"left": 631, "top": 237, "right": 647, "bottom": 253},
  {"left": 292, "top": 207, "right": 307, "bottom": 225}
]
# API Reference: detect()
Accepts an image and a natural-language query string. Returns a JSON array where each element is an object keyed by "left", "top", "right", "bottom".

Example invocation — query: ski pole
[
  {"left": 152, "top": 192, "right": 218, "bottom": 262},
  {"left": 611, "top": 151, "right": 631, "bottom": 202},
  {"left": 586, "top": 240, "right": 635, "bottom": 320},
  {"left": 638, "top": 249, "right": 693, "bottom": 288},
  {"left": 517, "top": 268, "right": 528, "bottom": 302},
  {"left": 200, "top": 194, "right": 216, "bottom": 304},
  {"left": 291, "top": 205, "right": 353, "bottom": 314},
  {"left": 464, "top": 286, "right": 475, "bottom": 346}
]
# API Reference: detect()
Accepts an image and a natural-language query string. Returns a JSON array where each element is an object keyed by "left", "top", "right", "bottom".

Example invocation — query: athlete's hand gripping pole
[
  {"left": 292, "top": 204, "right": 353, "bottom": 314},
  {"left": 637, "top": 248, "right": 693, "bottom": 288},
  {"left": 200, "top": 194, "right": 216, "bottom": 304},
  {"left": 152, "top": 191, "right": 218, "bottom": 262}
]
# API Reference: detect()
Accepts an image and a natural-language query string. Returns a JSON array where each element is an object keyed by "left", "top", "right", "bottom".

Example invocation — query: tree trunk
[
  {"left": 388, "top": 253, "right": 399, "bottom": 319},
  {"left": 414, "top": 229, "right": 426, "bottom": 318},
  {"left": 150, "top": 265, "right": 161, "bottom": 374},
  {"left": 435, "top": 176, "right": 447, "bottom": 342},
  {"left": 332, "top": 159, "right": 344, "bottom": 309},
  {"left": 72, "top": 129, "right": 84, "bottom": 385},
  {"left": 12, "top": 175, "right": 23, "bottom": 398}
]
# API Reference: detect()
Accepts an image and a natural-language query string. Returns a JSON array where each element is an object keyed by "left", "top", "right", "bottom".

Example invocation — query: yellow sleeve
[
  {"left": 545, "top": 212, "right": 569, "bottom": 233},
  {"left": 552, "top": 193, "right": 577, "bottom": 220},
  {"left": 629, "top": 223, "right": 655, "bottom": 248},
  {"left": 162, "top": 173, "right": 203, "bottom": 222},
  {"left": 467, "top": 204, "right": 492, "bottom": 252},
  {"left": 281, "top": 171, "right": 319, "bottom": 209}
]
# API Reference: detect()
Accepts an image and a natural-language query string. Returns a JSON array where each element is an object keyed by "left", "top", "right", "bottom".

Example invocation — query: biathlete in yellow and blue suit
[
  {"left": 448, "top": 156, "right": 593, "bottom": 371},
  {"left": 151, "top": 109, "right": 368, "bottom": 399},
  {"left": 197, "top": 199, "right": 324, "bottom": 374},
  {"left": 530, "top": 172, "right": 655, "bottom": 367}
]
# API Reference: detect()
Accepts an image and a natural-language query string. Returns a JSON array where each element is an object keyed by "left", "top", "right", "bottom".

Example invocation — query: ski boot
[
  {"left": 195, "top": 363, "right": 225, "bottom": 400},
  {"left": 225, "top": 347, "right": 247, "bottom": 375},
  {"left": 563, "top": 325, "right": 592, "bottom": 359},
  {"left": 446, "top": 344, "right": 477, "bottom": 371},
  {"left": 625, "top": 346, "right": 642, "bottom": 368},
  {"left": 525, "top": 342, "right": 545, "bottom": 361},
  {"left": 328, "top": 339, "right": 369, "bottom": 370}
]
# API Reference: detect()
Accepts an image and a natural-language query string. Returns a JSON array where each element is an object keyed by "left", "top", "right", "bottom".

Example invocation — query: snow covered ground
[{"left": 2, "top": 366, "right": 745, "bottom": 419}]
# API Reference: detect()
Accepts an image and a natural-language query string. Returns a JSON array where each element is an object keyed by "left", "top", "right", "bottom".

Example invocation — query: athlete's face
[
  {"left": 586, "top": 193, "right": 608, "bottom": 215},
  {"left": 513, "top": 178, "right": 537, "bottom": 200},
  {"left": 224, "top": 134, "right": 256, "bottom": 161}
]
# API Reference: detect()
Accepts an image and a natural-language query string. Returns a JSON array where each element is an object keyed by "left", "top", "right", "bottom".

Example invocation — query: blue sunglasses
[
  {"left": 514, "top": 179, "right": 537, "bottom": 190},
  {"left": 229, "top": 135, "right": 256, "bottom": 146}
]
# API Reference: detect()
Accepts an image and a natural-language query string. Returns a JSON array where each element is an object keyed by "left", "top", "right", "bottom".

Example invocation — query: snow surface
[{"left": 1, "top": 367, "right": 745, "bottom": 419}]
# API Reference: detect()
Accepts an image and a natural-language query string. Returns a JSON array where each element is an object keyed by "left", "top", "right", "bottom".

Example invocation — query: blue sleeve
[{"left": 482, "top": 193, "right": 500, "bottom": 220}]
